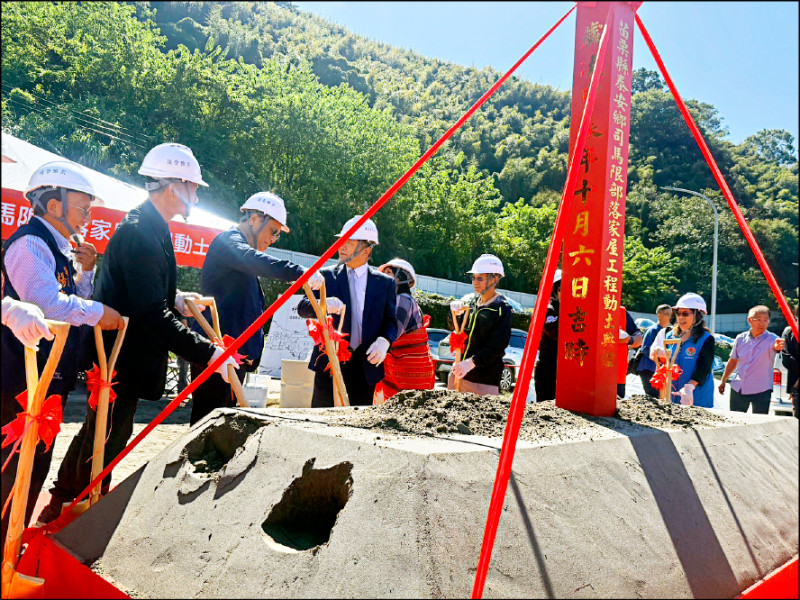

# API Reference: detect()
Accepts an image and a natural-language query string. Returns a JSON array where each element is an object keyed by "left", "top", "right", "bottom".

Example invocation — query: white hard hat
[
  {"left": 379, "top": 258, "right": 417, "bottom": 289},
  {"left": 138, "top": 143, "right": 208, "bottom": 187},
  {"left": 467, "top": 254, "right": 505, "bottom": 277},
  {"left": 553, "top": 268, "right": 563, "bottom": 284},
  {"left": 335, "top": 215, "right": 379, "bottom": 244},
  {"left": 241, "top": 192, "right": 290, "bottom": 233},
  {"left": 674, "top": 293, "right": 707, "bottom": 314},
  {"left": 25, "top": 160, "right": 102, "bottom": 207}
]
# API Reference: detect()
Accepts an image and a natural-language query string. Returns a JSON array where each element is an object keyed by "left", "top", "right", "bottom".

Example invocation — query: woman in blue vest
[{"left": 650, "top": 293, "right": 715, "bottom": 408}]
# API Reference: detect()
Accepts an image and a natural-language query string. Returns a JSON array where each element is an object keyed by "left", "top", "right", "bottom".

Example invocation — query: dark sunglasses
[{"left": 676, "top": 310, "right": 694, "bottom": 317}]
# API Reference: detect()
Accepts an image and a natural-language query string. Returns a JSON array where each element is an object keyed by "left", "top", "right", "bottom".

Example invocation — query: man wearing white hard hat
[
  {"left": 42, "top": 144, "right": 239, "bottom": 523},
  {"left": 297, "top": 215, "right": 398, "bottom": 406},
  {"left": 2, "top": 160, "right": 125, "bottom": 538},
  {"left": 374, "top": 258, "right": 435, "bottom": 403},
  {"left": 650, "top": 292, "right": 716, "bottom": 408},
  {"left": 533, "top": 268, "right": 562, "bottom": 401},
  {"left": 187, "top": 191, "right": 324, "bottom": 424},
  {"left": 448, "top": 254, "right": 512, "bottom": 395}
]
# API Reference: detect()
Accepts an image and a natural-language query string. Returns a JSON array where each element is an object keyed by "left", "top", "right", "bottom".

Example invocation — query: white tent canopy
[{"left": 1, "top": 131, "right": 235, "bottom": 231}]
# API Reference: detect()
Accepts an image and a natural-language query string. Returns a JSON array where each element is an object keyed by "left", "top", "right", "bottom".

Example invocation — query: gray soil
[{"left": 326, "top": 390, "right": 739, "bottom": 442}]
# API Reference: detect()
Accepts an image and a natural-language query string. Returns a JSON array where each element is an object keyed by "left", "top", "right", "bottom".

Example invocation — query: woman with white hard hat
[
  {"left": 297, "top": 215, "right": 399, "bottom": 407},
  {"left": 448, "top": 254, "right": 513, "bottom": 395},
  {"left": 649, "top": 292, "right": 716, "bottom": 408},
  {"left": 533, "top": 268, "right": 562, "bottom": 401},
  {"left": 374, "top": 258, "right": 435, "bottom": 402},
  {"left": 43, "top": 144, "right": 240, "bottom": 524},
  {"left": 187, "top": 191, "right": 324, "bottom": 424},
  {"left": 2, "top": 160, "right": 125, "bottom": 537}
]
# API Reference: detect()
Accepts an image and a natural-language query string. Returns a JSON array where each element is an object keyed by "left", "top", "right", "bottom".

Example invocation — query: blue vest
[
  {"left": 2, "top": 218, "right": 89, "bottom": 397},
  {"left": 667, "top": 329, "right": 714, "bottom": 408}
]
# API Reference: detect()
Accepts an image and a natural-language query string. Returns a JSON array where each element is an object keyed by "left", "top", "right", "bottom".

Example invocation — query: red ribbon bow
[
  {"left": 221, "top": 334, "right": 247, "bottom": 365},
  {"left": 450, "top": 331, "right": 468, "bottom": 355},
  {"left": 307, "top": 318, "right": 351, "bottom": 371},
  {"left": 1, "top": 391, "right": 63, "bottom": 455},
  {"left": 649, "top": 364, "right": 684, "bottom": 390},
  {"left": 85, "top": 363, "right": 118, "bottom": 411}
]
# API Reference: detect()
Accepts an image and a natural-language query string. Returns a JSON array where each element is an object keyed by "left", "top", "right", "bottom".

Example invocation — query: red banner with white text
[{"left": 1, "top": 188, "right": 223, "bottom": 269}]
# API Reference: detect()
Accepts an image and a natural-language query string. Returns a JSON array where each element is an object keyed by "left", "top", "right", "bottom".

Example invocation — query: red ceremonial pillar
[{"left": 556, "top": 2, "right": 641, "bottom": 416}]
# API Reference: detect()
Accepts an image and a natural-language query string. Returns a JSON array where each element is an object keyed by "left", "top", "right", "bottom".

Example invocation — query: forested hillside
[{"left": 2, "top": 2, "right": 797, "bottom": 313}]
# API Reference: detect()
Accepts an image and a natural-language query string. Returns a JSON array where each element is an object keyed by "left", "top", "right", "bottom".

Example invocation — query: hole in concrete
[
  {"left": 183, "top": 416, "right": 261, "bottom": 475},
  {"left": 262, "top": 459, "right": 353, "bottom": 552}
]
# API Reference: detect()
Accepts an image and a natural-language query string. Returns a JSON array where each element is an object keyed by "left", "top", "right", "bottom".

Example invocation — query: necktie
[{"left": 348, "top": 269, "right": 362, "bottom": 349}]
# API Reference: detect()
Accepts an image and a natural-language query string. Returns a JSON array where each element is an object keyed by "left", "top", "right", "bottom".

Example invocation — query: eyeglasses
[
  {"left": 68, "top": 204, "right": 92, "bottom": 218},
  {"left": 268, "top": 226, "right": 281, "bottom": 241},
  {"left": 471, "top": 275, "right": 490, "bottom": 282},
  {"left": 676, "top": 310, "right": 694, "bottom": 317}
]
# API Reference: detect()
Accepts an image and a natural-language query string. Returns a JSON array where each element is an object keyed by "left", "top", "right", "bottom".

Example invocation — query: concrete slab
[{"left": 53, "top": 407, "right": 798, "bottom": 598}]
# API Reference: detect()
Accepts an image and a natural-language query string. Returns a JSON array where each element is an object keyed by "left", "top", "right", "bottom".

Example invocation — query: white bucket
[{"left": 280, "top": 359, "right": 314, "bottom": 408}]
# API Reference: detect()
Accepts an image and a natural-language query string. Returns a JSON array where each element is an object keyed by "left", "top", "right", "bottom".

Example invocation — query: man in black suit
[
  {"left": 39, "top": 143, "right": 239, "bottom": 523},
  {"left": 297, "top": 215, "right": 397, "bottom": 407}
]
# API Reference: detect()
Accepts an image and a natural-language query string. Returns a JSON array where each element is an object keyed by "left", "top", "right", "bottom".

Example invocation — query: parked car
[
  {"left": 771, "top": 353, "right": 793, "bottom": 417},
  {"left": 434, "top": 328, "right": 528, "bottom": 393},
  {"left": 426, "top": 328, "right": 449, "bottom": 360},
  {"left": 634, "top": 317, "right": 655, "bottom": 334}
]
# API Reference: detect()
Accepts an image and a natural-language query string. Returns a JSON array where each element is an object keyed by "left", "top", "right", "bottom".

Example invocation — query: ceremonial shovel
[
  {"left": 185, "top": 297, "right": 247, "bottom": 408},
  {"left": 662, "top": 338, "right": 682, "bottom": 402},
  {"left": 450, "top": 305, "right": 470, "bottom": 392},
  {"left": 86, "top": 318, "right": 129, "bottom": 508},
  {"left": 303, "top": 282, "right": 350, "bottom": 407},
  {"left": 1, "top": 320, "right": 69, "bottom": 599}
]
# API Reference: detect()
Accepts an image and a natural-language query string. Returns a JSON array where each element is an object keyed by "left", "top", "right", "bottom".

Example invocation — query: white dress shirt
[
  {"left": 4, "top": 216, "right": 103, "bottom": 326},
  {"left": 346, "top": 263, "right": 368, "bottom": 349}
]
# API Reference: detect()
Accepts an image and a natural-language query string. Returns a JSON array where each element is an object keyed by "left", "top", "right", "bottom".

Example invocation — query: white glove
[
  {"left": 366, "top": 337, "right": 391, "bottom": 365},
  {"left": 2, "top": 298, "right": 54, "bottom": 350},
  {"left": 307, "top": 271, "right": 324, "bottom": 291},
  {"left": 175, "top": 291, "right": 201, "bottom": 318},
  {"left": 452, "top": 357, "right": 476, "bottom": 380},
  {"left": 208, "top": 345, "right": 239, "bottom": 384},
  {"left": 450, "top": 300, "right": 466, "bottom": 315},
  {"left": 618, "top": 328, "right": 631, "bottom": 343},
  {"left": 325, "top": 297, "right": 345, "bottom": 315},
  {"left": 672, "top": 383, "right": 695, "bottom": 406}
]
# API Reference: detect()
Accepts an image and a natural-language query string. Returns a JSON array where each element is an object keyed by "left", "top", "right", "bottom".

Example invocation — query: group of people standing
[
  {"left": 1, "top": 142, "right": 516, "bottom": 540},
  {"left": 2, "top": 140, "right": 797, "bottom": 546}
]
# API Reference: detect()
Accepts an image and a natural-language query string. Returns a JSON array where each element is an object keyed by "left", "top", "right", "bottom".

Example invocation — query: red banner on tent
[{"left": 1, "top": 189, "right": 222, "bottom": 268}]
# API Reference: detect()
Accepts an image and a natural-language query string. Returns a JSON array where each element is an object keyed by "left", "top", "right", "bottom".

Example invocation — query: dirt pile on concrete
[{"left": 331, "top": 390, "right": 734, "bottom": 442}]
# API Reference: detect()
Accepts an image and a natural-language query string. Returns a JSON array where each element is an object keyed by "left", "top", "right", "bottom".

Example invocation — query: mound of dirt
[{"left": 329, "top": 390, "right": 737, "bottom": 442}]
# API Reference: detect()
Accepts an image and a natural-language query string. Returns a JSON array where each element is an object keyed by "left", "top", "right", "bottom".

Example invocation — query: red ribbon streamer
[
  {"left": 85, "top": 363, "right": 117, "bottom": 411},
  {"left": 1, "top": 391, "right": 63, "bottom": 454},
  {"left": 649, "top": 364, "right": 683, "bottom": 390},
  {"left": 449, "top": 331, "right": 468, "bottom": 355},
  {"left": 307, "top": 318, "right": 351, "bottom": 371}
]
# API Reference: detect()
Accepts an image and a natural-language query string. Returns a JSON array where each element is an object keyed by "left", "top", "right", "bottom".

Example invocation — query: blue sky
[{"left": 294, "top": 2, "right": 799, "bottom": 148}]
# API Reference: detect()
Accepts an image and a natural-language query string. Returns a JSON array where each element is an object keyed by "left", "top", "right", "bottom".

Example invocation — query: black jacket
[
  {"left": 93, "top": 201, "right": 215, "bottom": 399},
  {"left": 451, "top": 295, "right": 513, "bottom": 387},
  {"left": 297, "top": 263, "right": 397, "bottom": 385}
]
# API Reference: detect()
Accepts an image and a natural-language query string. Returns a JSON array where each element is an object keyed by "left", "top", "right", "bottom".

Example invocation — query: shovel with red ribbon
[
  {"left": 303, "top": 281, "right": 350, "bottom": 407},
  {"left": 450, "top": 304, "right": 471, "bottom": 392},
  {"left": 1, "top": 319, "right": 69, "bottom": 599},
  {"left": 185, "top": 297, "right": 247, "bottom": 408},
  {"left": 650, "top": 338, "right": 682, "bottom": 402}
]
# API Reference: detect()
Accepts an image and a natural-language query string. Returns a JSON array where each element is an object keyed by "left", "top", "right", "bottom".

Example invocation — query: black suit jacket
[
  {"left": 297, "top": 263, "right": 397, "bottom": 385},
  {"left": 93, "top": 201, "right": 215, "bottom": 399}
]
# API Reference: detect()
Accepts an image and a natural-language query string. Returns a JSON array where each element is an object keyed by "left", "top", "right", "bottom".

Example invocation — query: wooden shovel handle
[
  {"left": 303, "top": 282, "right": 350, "bottom": 407},
  {"left": 89, "top": 317, "right": 129, "bottom": 505},
  {"left": 450, "top": 305, "right": 470, "bottom": 392},
  {"left": 2, "top": 321, "right": 69, "bottom": 578},
  {"left": 185, "top": 298, "right": 247, "bottom": 408}
]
